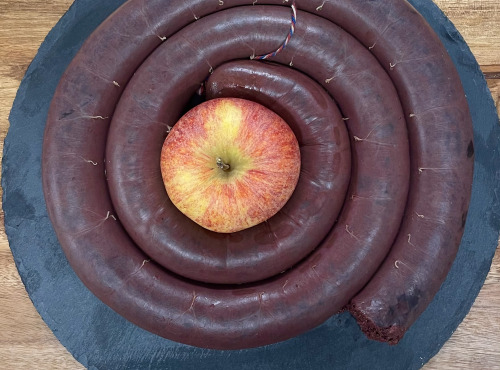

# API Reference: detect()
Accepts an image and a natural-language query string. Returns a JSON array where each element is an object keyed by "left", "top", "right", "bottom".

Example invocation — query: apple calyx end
[{"left": 216, "top": 157, "right": 231, "bottom": 172}]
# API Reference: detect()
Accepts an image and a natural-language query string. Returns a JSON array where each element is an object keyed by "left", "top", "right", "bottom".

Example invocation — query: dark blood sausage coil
[
  {"left": 43, "top": 4, "right": 410, "bottom": 349},
  {"left": 106, "top": 58, "right": 351, "bottom": 284},
  {"left": 41, "top": 0, "right": 473, "bottom": 348}
]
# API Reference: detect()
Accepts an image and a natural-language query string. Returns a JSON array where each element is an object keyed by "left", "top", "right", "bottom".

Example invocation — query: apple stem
[{"left": 216, "top": 157, "right": 230, "bottom": 172}]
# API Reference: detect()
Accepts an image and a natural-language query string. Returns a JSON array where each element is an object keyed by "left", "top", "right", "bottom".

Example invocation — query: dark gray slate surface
[{"left": 3, "top": 0, "right": 499, "bottom": 369}]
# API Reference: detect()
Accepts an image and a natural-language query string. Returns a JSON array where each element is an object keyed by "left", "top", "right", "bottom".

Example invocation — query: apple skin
[{"left": 160, "top": 97, "right": 301, "bottom": 233}]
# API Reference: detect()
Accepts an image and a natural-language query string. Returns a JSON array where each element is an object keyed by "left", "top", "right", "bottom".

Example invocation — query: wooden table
[{"left": 0, "top": 1, "right": 498, "bottom": 368}]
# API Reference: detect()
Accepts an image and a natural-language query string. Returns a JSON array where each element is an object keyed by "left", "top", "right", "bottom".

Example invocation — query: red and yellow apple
[{"left": 160, "top": 97, "right": 301, "bottom": 233}]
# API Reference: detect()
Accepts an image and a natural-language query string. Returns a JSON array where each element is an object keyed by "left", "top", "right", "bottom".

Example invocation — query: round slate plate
[{"left": 3, "top": 0, "right": 500, "bottom": 369}]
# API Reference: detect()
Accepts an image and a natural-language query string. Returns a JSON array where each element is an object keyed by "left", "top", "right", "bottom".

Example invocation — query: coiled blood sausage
[{"left": 42, "top": 0, "right": 472, "bottom": 348}]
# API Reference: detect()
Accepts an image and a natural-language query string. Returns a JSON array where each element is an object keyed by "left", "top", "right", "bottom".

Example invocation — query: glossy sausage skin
[
  {"left": 43, "top": 4, "right": 409, "bottom": 349},
  {"left": 303, "top": 0, "right": 474, "bottom": 344},
  {"left": 106, "top": 59, "right": 351, "bottom": 284}
]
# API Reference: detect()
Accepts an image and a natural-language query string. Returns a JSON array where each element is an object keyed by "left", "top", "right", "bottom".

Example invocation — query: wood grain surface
[{"left": 0, "top": 0, "right": 499, "bottom": 369}]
